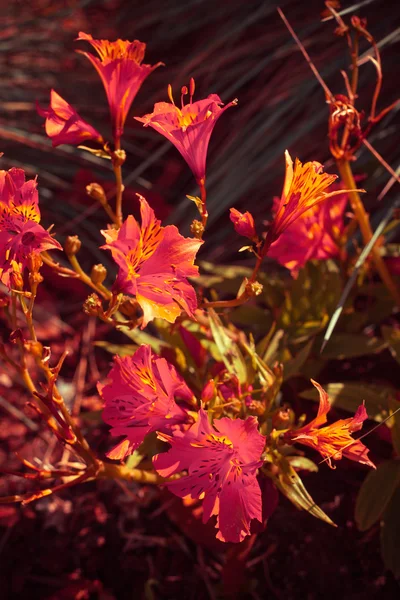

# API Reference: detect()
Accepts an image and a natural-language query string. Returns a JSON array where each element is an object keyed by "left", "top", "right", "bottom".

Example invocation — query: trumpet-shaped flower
[
  {"left": 283, "top": 380, "right": 375, "bottom": 469},
  {"left": 76, "top": 32, "right": 162, "bottom": 140},
  {"left": 0, "top": 168, "right": 61, "bottom": 287},
  {"left": 38, "top": 90, "right": 103, "bottom": 147},
  {"left": 101, "top": 195, "right": 202, "bottom": 327},
  {"left": 99, "top": 345, "right": 194, "bottom": 460},
  {"left": 266, "top": 151, "right": 352, "bottom": 246},
  {"left": 268, "top": 190, "right": 347, "bottom": 277},
  {"left": 153, "top": 409, "right": 265, "bottom": 543},
  {"left": 135, "top": 79, "right": 237, "bottom": 184}
]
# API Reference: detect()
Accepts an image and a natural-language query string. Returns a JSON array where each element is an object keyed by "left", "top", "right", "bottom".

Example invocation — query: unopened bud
[
  {"left": 201, "top": 380, "right": 216, "bottom": 404},
  {"left": 24, "top": 340, "right": 44, "bottom": 359},
  {"left": 64, "top": 235, "right": 81, "bottom": 256},
  {"left": 119, "top": 297, "right": 139, "bottom": 317},
  {"left": 190, "top": 219, "right": 204, "bottom": 239},
  {"left": 86, "top": 183, "right": 107, "bottom": 206},
  {"left": 271, "top": 407, "right": 295, "bottom": 430},
  {"left": 10, "top": 269, "right": 24, "bottom": 290},
  {"left": 112, "top": 149, "right": 126, "bottom": 167},
  {"left": 90, "top": 264, "right": 107, "bottom": 285},
  {"left": 83, "top": 293, "right": 103, "bottom": 316}
]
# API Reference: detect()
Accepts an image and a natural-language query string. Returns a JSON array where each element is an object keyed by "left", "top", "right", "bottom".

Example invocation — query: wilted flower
[
  {"left": 229, "top": 208, "right": 257, "bottom": 240},
  {"left": 135, "top": 79, "right": 237, "bottom": 184},
  {"left": 266, "top": 151, "right": 350, "bottom": 245},
  {"left": 101, "top": 195, "right": 202, "bottom": 327},
  {"left": 38, "top": 90, "right": 103, "bottom": 147},
  {"left": 0, "top": 168, "right": 61, "bottom": 287},
  {"left": 76, "top": 32, "right": 162, "bottom": 141},
  {"left": 268, "top": 190, "right": 348, "bottom": 277},
  {"left": 153, "top": 408, "right": 265, "bottom": 543},
  {"left": 283, "top": 379, "right": 375, "bottom": 469},
  {"left": 99, "top": 345, "right": 194, "bottom": 459}
]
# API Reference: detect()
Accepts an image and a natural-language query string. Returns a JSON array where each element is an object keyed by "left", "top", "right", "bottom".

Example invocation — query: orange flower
[
  {"left": 76, "top": 32, "right": 162, "bottom": 141},
  {"left": 266, "top": 151, "right": 356, "bottom": 245},
  {"left": 284, "top": 380, "right": 375, "bottom": 469}
]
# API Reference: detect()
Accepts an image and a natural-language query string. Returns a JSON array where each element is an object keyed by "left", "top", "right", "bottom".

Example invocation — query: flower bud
[
  {"left": 86, "top": 183, "right": 107, "bottom": 206},
  {"left": 201, "top": 380, "right": 216, "bottom": 404},
  {"left": 229, "top": 208, "right": 257, "bottom": 240},
  {"left": 112, "top": 149, "right": 126, "bottom": 167},
  {"left": 10, "top": 269, "right": 24, "bottom": 290},
  {"left": 271, "top": 407, "right": 295, "bottom": 430},
  {"left": 24, "top": 340, "right": 44, "bottom": 359},
  {"left": 90, "top": 264, "right": 107, "bottom": 285},
  {"left": 64, "top": 235, "right": 81, "bottom": 256},
  {"left": 190, "top": 219, "right": 204, "bottom": 239}
]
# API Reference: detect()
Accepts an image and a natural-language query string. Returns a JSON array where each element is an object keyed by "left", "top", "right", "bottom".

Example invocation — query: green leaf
[
  {"left": 319, "top": 333, "right": 387, "bottom": 360},
  {"left": 287, "top": 456, "right": 319, "bottom": 472},
  {"left": 208, "top": 308, "right": 248, "bottom": 384},
  {"left": 381, "top": 485, "right": 400, "bottom": 578},
  {"left": 382, "top": 326, "right": 400, "bottom": 365},
  {"left": 299, "top": 382, "right": 395, "bottom": 423},
  {"left": 283, "top": 339, "right": 314, "bottom": 381},
  {"left": 125, "top": 451, "right": 145, "bottom": 469},
  {"left": 274, "top": 456, "right": 335, "bottom": 526},
  {"left": 355, "top": 460, "right": 400, "bottom": 531},
  {"left": 388, "top": 397, "right": 400, "bottom": 457},
  {"left": 78, "top": 145, "right": 111, "bottom": 159},
  {"left": 94, "top": 341, "right": 139, "bottom": 356}
]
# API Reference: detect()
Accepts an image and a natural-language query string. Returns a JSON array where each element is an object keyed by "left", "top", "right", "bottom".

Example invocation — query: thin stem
[
  {"left": 337, "top": 159, "right": 400, "bottom": 306},
  {"left": 199, "top": 179, "right": 208, "bottom": 231},
  {"left": 113, "top": 138, "right": 123, "bottom": 228}
]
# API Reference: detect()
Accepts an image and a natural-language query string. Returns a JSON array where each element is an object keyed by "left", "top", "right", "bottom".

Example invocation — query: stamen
[
  {"left": 189, "top": 77, "right": 195, "bottom": 103},
  {"left": 181, "top": 86, "right": 188, "bottom": 108},
  {"left": 167, "top": 84, "right": 175, "bottom": 106}
]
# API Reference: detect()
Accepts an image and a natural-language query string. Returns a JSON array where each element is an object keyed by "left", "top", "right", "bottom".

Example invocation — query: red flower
[
  {"left": 135, "top": 79, "right": 237, "bottom": 184},
  {"left": 99, "top": 345, "right": 194, "bottom": 460},
  {"left": 266, "top": 151, "right": 350, "bottom": 246},
  {"left": 284, "top": 380, "right": 375, "bottom": 469},
  {"left": 76, "top": 32, "right": 162, "bottom": 141},
  {"left": 101, "top": 195, "right": 202, "bottom": 327},
  {"left": 153, "top": 409, "right": 266, "bottom": 543},
  {"left": 38, "top": 90, "right": 103, "bottom": 147},
  {"left": 229, "top": 208, "right": 257, "bottom": 240},
  {"left": 268, "top": 190, "right": 348, "bottom": 277},
  {"left": 0, "top": 168, "right": 61, "bottom": 287}
]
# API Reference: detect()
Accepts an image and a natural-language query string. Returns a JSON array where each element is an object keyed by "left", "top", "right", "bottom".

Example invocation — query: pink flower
[
  {"left": 153, "top": 409, "right": 266, "bottom": 543},
  {"left": 135, "top": 79, "right": 237, "bottom": 184},
  {"left": 101, "top": 195, "right": 202, "bottom": 327},
  {"left": 99, "top": 345, "right": 194, "bottom": 460},
  {"left": 76, "top": 32, "right": 162, "bottom": 141},
  {"left": 229, "top": 208, "right": 257, "bottom": 240},
  {"left": 268, "top": 190, "right": 347, "bottom": 277},
  {"left": 283, "top": 380, "right": 375, "bottom": 469},
  {"left": 38, "top": 90, "right": 103, "bottom": 147},
  {"left": 266, "top": 151, "right": 345, "bottom": 246},
  {"left": 0, "top": 168, "right": 61, "bottom": 287}
]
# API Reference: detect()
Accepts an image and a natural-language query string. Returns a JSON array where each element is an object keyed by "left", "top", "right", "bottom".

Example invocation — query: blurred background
[{"left": 1, "top": 1, "right": 400, "bottom": 598}]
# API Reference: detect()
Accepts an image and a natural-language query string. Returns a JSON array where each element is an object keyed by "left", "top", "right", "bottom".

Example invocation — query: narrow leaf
[
  {"left": 355, "top": 460, "right": 400, "bottom": 531},
  {"left": 208, "top": 307, "right": 248, "bottom": 384}
]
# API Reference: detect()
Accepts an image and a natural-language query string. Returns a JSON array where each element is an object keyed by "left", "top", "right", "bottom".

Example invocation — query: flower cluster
[{"left": 0, "top": 168, "right": 61, "bottom": 288}]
